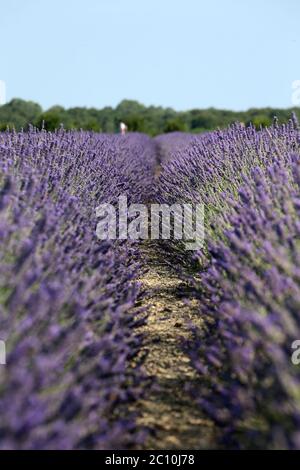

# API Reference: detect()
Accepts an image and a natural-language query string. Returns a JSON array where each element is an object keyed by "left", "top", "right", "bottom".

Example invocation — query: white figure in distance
[
  {"left": 120, "top": 122, "right": 128, "bottom": 135},
  {"left": 0, "top": 340, "right": 6, "bottom": 365}
]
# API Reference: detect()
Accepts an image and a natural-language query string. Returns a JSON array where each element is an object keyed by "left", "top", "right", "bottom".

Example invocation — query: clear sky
[{"left": 0, "top": 0, "right": 299, "bottom": 111}]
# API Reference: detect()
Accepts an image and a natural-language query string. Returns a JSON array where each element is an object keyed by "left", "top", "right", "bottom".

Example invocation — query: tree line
[{"left": 0, "top": 98, "right": 299, "bottom": 134}]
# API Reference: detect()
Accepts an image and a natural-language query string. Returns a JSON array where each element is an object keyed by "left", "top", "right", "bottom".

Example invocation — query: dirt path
[{"left": 132, "top": 241, "right": 217, "bottom": 449}]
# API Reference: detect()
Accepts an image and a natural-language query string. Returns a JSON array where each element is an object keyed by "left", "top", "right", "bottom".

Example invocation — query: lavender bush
[
  {"left": 3, "top": 119, "right": 300, "bottom": 449},
  {"left": 0, "top": 129, "right": 156, "bottom": 449},
  {"left": 156, "top": 118, "right": 300, "bottom": 448}
]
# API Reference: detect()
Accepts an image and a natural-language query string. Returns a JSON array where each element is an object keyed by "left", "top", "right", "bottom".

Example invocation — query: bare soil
[{"left": 132, "top": 241, "right": 217, "bottom": 449}]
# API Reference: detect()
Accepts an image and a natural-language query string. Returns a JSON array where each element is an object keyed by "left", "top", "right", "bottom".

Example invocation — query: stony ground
[
  {"left": 132, "top": 241, "right": 217, "bottom": 449},
  {"left": 127, "top": 143, "right": 218, "bottom": 449}
]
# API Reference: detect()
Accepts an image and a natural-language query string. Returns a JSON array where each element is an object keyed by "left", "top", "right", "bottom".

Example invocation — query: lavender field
[{"left": 1, "top": 117, "right": 300, "bottom": 449}]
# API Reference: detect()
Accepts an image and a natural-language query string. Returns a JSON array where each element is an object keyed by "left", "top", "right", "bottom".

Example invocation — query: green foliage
[
  {"left": 163, "top": 118, "right": 187, "bottom": 133},
  {"left": 252, "top": 115, "right": 272, "bottom": 129},
  {"left": 0, "top": 99, "right": 42, "bottom": 129},
  {"left": 0, "top": 98, "right": 299, "bottom": 135},
  {"left": 36, "top": 106, "right": 66, "bottom": 130}
]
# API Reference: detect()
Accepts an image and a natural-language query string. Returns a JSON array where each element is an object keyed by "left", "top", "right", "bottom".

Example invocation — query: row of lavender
[
  {"left": 156, "top": 119, "right": 300, "bottom": 448},
  {"left": 0, "top": 129, "right": 156, "bottom": 449}
]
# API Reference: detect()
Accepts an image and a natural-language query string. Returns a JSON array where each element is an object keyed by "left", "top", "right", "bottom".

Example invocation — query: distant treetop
[{"left": 0, "top": 98, "right": 299, "bottom": 135}]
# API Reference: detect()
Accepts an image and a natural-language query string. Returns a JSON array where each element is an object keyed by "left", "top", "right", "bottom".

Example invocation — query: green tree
[
  {"left": 35, "top": 106, "right": 66, "bottom": 130},
  {"left": 163, "top": 118, "right": 187, "bottom": 133},
  {"left": 0, "top": 99, "right": 42, "bottom": 129}
]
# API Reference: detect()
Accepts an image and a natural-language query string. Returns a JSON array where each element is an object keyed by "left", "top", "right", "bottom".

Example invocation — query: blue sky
[{"left": 0, "top": 0, "right": 299, "bottom": 110}]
